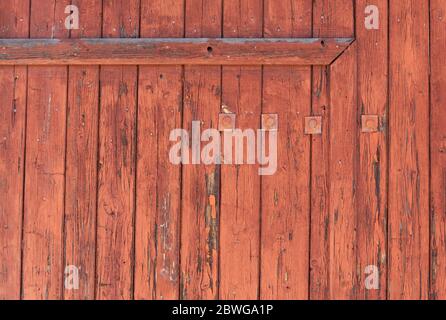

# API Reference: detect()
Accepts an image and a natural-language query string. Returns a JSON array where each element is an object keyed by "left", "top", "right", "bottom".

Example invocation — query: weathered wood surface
[
  {"left": 95, "top": 0, "right": 139, "bottom": 300},
  {"left": 0, "top": 0, "right": 29, "bottom": 300},
  {"left": 134, "top": 0, "right": 183, "bottom": 300},
  {"left": 327, "top": 41, "right": 358, "bottom": 299},
  {"left": 260, "top": 0, "right": 312, "bottom": 300},
  {"left": 180, "top": 0, "right": 222, "bottom": 300},
  {"left": 219, "top": 0, "right": 262, "bottom": 300},
  {"left": 430, "top": 0, "right": 446, "bottom": 300},
  {"left": 310, "top": 0, "right": 356, "bottom": 300},
  {"left": 0, "top": 0, "right": 441, "bottom": 301},
  {"left": 22, "top": 0, "right": 69, "bottom": 300},
  {"left": 0, "top": 38, "right": 353, "bottom": 66},
  {"left": 63, "top": 0, "right": 102, "bottom": 301},
  {"left": 356, "top": 0, "right": 388, "bottom": 300},
  {"left": 219, "top": 0, "right": 263, "bottom": 300},
  {"left": 388, "top": 0, "right": 430, "bottom": 300}
]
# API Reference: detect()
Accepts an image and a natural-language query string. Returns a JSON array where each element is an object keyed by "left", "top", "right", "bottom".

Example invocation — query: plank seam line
[
  {"left": 428, "top": 0, "right": 432, "bottom": 299},
  {"left": 327, "top": 39, "right": 357, "bottom": 66},
  {"left": 19, "top": 61, "right": 30, "bottom": 301},
  {"left": 258, "top": 0, "right": 264, "bottom": 300},
  {"left": 178, "top": 0, "right": 186, "bottom": 299},
  {"left": 385, "top": 0, "right": 390, "bottom": 300},
  {"left": 19, "top": 0, "right": 32, "bottom": 300},
  {"left": 130, "top": 0, "right": 142, "bottom": 300},
  {"left": 62, "top": 0, "right": 74, "bottom": 296},
  {"left": 308, "top": 1, "right": 315, "bottom": 299},
  {"left": 93, "top": 0, "right": 105, "bottom": 299},
  {"left": 131, "top": 64, "right": 139, "bottom": 300},
  {"left": 61, "top": 62, "right": 70, "bottom": 300}
]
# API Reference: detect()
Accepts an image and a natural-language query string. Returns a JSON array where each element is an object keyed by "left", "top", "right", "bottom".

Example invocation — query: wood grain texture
[
  {"left": 69, "top": 0, "right": 102, "bottom": 38},
  {"left": 22, "top": 0, "right": 69, "bottom": 300},
  {"left": 327, "top": 42, "right": 358, "bottom": 299},
  {"left": 219, "top": 0, "right": 262, "bottom": 300},
  {"left": 2, "top": 0, "right": 444, "bottom": 301},
  {"left": 310, "top": 0, "right": 355, "bottom": 300},
  {"left": 134, "top": 0, "right": 183, "bottom": 300},
  {"left": 355, "top": 0, "right": 388, "bottom": 300},
  {"left": 0, "top": 38, "right": 352, "bottom": 66},
  {"left": 63, "top": 0, "right": 101, "bottom": 300},
  {"left": 388, "top": 0, "right": 430, "bottom": 299},
  {"left": 95, "top": 0, "right": 139, "bottom": 300},
  {"left": 430, "top": 0, "right": 446, "bottom": 300},
  {"left": 181, "top": 0, "right": 222, "bottom": 300},
  {"left": 260, "top": 0, "right": 312, "bottom": 300},
  {"left": 0, "top": 0, "right": 29, "bottom": 39},
  {"left": 0, "top": 0, "right": 29, "bottom": 299}
]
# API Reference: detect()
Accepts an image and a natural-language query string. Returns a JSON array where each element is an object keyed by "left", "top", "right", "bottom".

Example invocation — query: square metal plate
[
  {"left": 305, "top": 116, "right": 322, "bottom": 135},
  {"left": 361, "top": 115, "right": 379, "bottom": 133},
  {"left": 218, "top": 113, "right": 236, "bottom": 131},
  {"left": 261, "top": 114, "right": 278, "bottom": 131}
]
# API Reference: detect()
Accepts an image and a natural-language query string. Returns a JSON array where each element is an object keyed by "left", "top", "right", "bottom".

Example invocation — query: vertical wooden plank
[
  {"left": 0, "top": 0, "right": 29, "bottom": 300},
  {"left": 22, "top": 0, "right": 69, "bottom": 300},
  {"left": 430, "top": 0, "right": 446, "bottom": 300},
  {"left": 63, "top": 0, "right": 101, "bottom": 300},
  {"left": 328, "top": 5, "right": 357, "bottom": 300},
  {"left": 355, "top": 0, "right": 388, "bottom": 300},
  {"left": 388, "top": 0, "right": 429, "bottom": 299},
  {"left": 309, "top": 29, "right": 330, "bottom": 301},
  {"left": 328, "top": 42, "right": 358, "bottom": 299},
  {"left": 219, "top": 0, "right": 262, "bottom": 300},
  {"left": 96, "top": 0, "right": 139, "bottom": 300},
  {"left": 22, "top": 0, "right": 68, "bottom": 299},
  {"left": 260, "top": 0, "right": 312, "bottom": 300},
  {"left": 181, "top": 0, "right": 222, "bottom": 300},
  {"left": 310, "top": 0, "right": 355, "bottom": 300},
  {"left": 134, "top": 0, "right": 183, "bottom": 300}
]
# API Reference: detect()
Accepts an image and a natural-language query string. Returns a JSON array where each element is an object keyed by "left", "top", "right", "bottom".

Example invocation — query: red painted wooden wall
[{"left": 0, "top": 0, "right": 444, "bottom": 300}]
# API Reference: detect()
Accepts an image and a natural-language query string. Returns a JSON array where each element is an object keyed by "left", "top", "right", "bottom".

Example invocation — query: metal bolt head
[
  {"left": 305, "top": 116, "right": 322, "bottom": 135},
  {"left": 218, "top": 113, "right": 236, "bottom": 131},
  {"left": 262, "top": 114, "right": 278, "bottom": 131},
  {"left": 361, "top": 115, "right": 379, "bottom": 133}
]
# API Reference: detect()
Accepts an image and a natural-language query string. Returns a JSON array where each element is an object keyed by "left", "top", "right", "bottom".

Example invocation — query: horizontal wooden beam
[{"left": 0, "top": 38, "right": 354, "bottom": 66}]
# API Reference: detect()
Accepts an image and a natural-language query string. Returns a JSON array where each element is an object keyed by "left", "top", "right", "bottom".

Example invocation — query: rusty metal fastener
[
  {"left": 304, "top": 116, "right": 322, "bottom": 135},
  {"left": 261, "top": 114, "right": 278, "bottom": 131},
  {"left": 361, "top": 115, "right": 379, "bottom": 133},
  {"left": 218, "top": 113, "right": 236, "bottom": 131}
]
